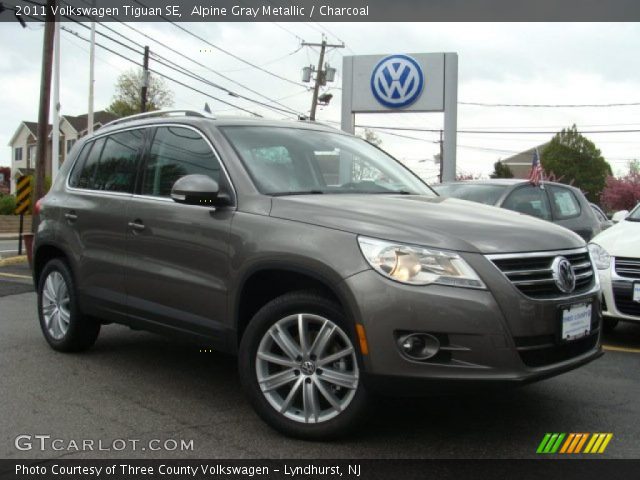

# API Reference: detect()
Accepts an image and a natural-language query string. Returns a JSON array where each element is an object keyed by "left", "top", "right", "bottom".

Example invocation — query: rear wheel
[
  {"left": 37, "top": 258, "right": 100, "bottom": 352},
  {"left": 239, "top": 291, "right": 368, "bottom": 439}
]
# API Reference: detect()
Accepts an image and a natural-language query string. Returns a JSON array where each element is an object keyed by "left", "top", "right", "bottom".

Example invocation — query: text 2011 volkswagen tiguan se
[{"left": 32, "top": 111, "right": 603, "bottom": 439}]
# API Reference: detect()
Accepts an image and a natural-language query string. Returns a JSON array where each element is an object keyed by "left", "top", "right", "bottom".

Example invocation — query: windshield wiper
[{"left": 271, "top": 190, "right": 325, "bottom": 196}]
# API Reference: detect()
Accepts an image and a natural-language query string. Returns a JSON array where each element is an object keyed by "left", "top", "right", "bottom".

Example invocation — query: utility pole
[
  {"left": 301, "top": 38, "right": 344, "bottom": 120},
  {"left": 140, "top": 45, "right": 150, "bottom": 113},
  {"left": 52, "top": 18, "right": 60, "bottom": 181},
  {"left": 438, "top": 130, "right": 444, "bottom": 183},
  {"left": 34, "top": 0, "right": 56, "bottom": 229},
  {"left": 87, "top": 19, "right": 95, "bottom": 134}
]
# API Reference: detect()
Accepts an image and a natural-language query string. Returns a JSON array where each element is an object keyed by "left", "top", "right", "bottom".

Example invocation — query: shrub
[{"left": 0, "top": 195, "right": 17, "bottom": 215}]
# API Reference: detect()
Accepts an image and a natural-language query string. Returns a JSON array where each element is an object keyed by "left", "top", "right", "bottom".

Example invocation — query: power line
[
  {"left": 133, "top": 0, "right": 307, "bottom": 89},
  {"left": 58, "top": 16, "right": 303, "bottom": 117},
  {"left": 107, "top": 21, "right": 305, "bottom": 116},
  {"left": 354, "top": 124, "right": 640, "bottom": 135},
  {"left": 460, "top": 101, "right": 640, "bottom": 108},
  {"left": 61, "top": 26, "right": 264, "bottom": 118}
]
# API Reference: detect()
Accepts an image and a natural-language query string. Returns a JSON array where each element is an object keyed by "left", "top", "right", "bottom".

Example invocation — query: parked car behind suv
[
  {"left": 589, "top": 202, "right": 640, "bottom": 331},
  {"left": 33, "top": 111, "right": 602, "bottom": 439},
  {"left": 433, "top": 179, "right": 602, "bottom": 241}
]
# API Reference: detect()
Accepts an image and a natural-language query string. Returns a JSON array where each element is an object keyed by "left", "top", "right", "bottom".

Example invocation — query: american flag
[{"left": 529, "top": 148, "right": 544, "bottom": 186}]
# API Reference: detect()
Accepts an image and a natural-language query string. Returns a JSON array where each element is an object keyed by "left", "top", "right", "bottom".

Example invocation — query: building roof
[
  {"left": 9, "top": 111, "right": 120, "bottom": 147},
  {"left": 499, "top": 143, "right": 549, "bottom": 179},
  {"left": 23, "top": 121, "right": 52, "bottom": 137},
  {"left": 62, "top": 111, "right": 119, "bottom": 132}
]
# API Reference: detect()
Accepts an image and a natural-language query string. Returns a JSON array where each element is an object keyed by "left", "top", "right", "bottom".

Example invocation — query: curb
[{"left": 0, "top": 255, "right": 28, "bottom": 267}]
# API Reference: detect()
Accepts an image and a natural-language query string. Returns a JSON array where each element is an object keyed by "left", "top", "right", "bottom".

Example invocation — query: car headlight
[
  {"left": 357, "top": 236, "right": 486, "bottom": 289},
  {"left": 588, "top": 243, "right": 610, "bottom": 270}
]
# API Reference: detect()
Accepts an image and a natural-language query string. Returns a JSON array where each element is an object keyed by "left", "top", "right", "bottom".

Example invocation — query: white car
[{"left": 589, "top": 203, "right": 640, "bottom": 331}]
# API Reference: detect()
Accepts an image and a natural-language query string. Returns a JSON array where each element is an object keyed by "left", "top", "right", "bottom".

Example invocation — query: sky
[{"left": 1, "top": 21, "right": 640, "bottom": 182}]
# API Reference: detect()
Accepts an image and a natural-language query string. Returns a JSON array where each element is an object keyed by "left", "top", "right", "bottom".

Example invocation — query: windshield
[
  {"left": 220, "top": 126, "right": 434, "bottom": 196},
  {"left": 627, "top": 203, "right": 640, "bottom": 221},
  {"left": 432, "top": 183, "right": 508, "bottom": 205}
]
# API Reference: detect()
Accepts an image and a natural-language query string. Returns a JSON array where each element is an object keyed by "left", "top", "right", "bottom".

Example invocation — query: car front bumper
[
  {"left": 600, "top": 262, "right": 640, "bottom": 323},
  {"left": 341, "top": 263, "right": 602, "bottom": 394}
]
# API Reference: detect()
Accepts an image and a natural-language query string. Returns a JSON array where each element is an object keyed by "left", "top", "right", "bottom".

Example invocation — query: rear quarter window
[{"left": 549, "top": 186, "right": 581, "bottom": 219}]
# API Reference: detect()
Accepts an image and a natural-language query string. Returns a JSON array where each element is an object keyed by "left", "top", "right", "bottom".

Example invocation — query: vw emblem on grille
[
  {"left": 551, "top": 256, "right": 576, "bottom": 293},
  {"left": 370, "top": 54, "right": 425, "bottom": 108}
]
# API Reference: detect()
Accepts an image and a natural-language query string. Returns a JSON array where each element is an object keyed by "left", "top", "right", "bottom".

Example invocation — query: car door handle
[
  {"left": 64, "top": 212, "right": 78, "bottom": 222},
  {"left": 128, "top": 220, "right": 146, "bottom": 232}
]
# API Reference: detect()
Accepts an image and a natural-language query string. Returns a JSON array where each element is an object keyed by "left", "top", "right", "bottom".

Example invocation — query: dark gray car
[
  {"left": 32, "top": 111, "right": 602, "bottom": 439},
  {"left": 433, "top": 179, "right": 602, "bottom": 241}
]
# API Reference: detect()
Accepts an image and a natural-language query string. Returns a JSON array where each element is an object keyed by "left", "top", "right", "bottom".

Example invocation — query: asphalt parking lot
[{"left": 1, "top": 263, "right": 639, "bottom": 459}]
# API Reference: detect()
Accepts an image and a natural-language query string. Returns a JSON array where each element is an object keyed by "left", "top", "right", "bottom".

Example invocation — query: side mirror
[
  {"left": 611, "top": 210, "right": 629, "bottom": 223},
  {"left": 171, "top": 174, "right": 220, "bottom": 206}
]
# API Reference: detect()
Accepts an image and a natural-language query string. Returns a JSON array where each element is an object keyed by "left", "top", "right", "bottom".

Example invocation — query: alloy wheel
[
  {"left": 255, "top": 313, "right": 359, "bottom": 424},
  {"left": 41, "top": 271, "right": 71, "bottom": 340}
]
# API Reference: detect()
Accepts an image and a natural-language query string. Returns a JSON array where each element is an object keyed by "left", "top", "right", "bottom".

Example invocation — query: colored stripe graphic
[{"left": 538, "top": 433, "right": 613, "bottom": 454}]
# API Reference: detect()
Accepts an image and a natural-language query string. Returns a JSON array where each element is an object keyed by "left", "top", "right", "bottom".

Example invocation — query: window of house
[
  {"left": 141, "top": 126, "right": 222, "bottom": 197},
  {"left": 14, "top": 147, "right": 23, "bottom": 162},
  {"left": 28, "top": 145, "right": 37, "bottom": 162},
  {"left": 66, "top": 139, "right": 76, "bottom": 153},
  {"left": 503, "top": 185, "right": 552, "bottom": 220}
]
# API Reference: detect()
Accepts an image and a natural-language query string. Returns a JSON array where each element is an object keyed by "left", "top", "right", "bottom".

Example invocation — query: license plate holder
[{"left": 560, "top": 302, "right": 592, "bottom": 342}]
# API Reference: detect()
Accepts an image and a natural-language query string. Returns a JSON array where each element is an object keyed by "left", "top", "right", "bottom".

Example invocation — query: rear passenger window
[
  {"left": 141, "top": 126, "right": 221, "bottom": 197},
  {"left": 93, "top": 130, "right": 143, "bottom": 192},
  {"left": 70, "top": 137, "right": 105, "bottom": 189},
  {"left": 68, "top": 130, "right": 142, "bottom": 193},
  {"left": 549, "top": 186, "right": 581, "bottom": 219}
]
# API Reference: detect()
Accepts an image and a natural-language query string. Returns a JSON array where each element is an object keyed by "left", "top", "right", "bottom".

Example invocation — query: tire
[
  {"left": 37, "top": 258, "right": 100, "bottom": 352},
  {"left": 602, "top": 316, "right": 619, "bottom": 333},
  {"left": 239, "top": 291, "right": 368, "bottom": 440}
]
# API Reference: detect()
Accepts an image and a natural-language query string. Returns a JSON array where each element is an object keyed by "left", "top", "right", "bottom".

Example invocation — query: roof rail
[{"left": 102, "top": 109, "right": 212, "bottom": 128}]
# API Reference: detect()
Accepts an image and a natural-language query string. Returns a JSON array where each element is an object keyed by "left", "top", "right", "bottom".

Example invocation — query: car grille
[
  {"left": 613, "top": 281, "right": 640, "bottom": 317},
  {"left": 488, "top": 249, "right": 595, "bottom": 299},
  {"left": 614, "top": 257, "right": 640, "bottom": 279}
]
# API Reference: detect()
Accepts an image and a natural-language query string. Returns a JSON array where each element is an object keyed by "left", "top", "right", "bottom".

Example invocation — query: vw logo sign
[
  {"left": 551, "top": 256, "right": 576, "bottom": 294},
  {"left": 370, "top": 54, "right": 425, "bottom": 108}
]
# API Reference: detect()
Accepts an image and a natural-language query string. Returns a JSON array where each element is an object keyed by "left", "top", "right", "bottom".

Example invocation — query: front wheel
[{"left": 239, "top": 291, "right": 368, "bottom": 439}]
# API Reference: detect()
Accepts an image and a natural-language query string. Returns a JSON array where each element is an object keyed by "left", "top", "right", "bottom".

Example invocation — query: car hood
[
  {"left": 270, "top": 194, "right": 585, "bottom": 254},
  {"left": 591, "top": 220, "right": 640, "bottom": 257}
]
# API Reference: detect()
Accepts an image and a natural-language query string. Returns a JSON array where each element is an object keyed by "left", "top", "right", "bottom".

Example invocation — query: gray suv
[{"left": 33, "top": 111, "right": 602, "bottom": 439}]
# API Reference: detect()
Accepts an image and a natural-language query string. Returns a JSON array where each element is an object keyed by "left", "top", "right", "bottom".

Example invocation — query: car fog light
[{"left": 397, "top": 333, "right": 440, "bottom": 360}]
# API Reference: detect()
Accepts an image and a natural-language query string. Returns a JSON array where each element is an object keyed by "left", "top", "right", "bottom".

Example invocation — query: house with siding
[
  {"left": 7, "top": 111, "right": 118, "bottom": 194},
  {"left": 500, "top": 143, "right": 549, "bottom": 179}
]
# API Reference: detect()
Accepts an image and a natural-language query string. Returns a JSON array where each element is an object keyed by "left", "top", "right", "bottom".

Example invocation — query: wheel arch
[{"left": 233, "top": 261, "right": 361, "bottom": 347}]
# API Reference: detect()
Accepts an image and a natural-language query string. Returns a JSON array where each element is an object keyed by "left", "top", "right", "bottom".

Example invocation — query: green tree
[
  {"left": 106, "top": 69, "right": 174, "bottom": 117},
  {"left": 541, "top": 125, "right": 612, "bottom": 203},
  {"left": 490, "top": 160, "right": 514, "bottom": 179}
]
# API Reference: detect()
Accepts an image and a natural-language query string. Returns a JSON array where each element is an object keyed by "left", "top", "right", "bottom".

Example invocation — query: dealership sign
[{"left": 341, "top": 52, "right": 458, "bottom": 181}]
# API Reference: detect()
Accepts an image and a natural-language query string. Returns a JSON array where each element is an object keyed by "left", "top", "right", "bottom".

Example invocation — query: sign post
[
  {"left": 341, "top": 52, "right": 458, "bottom": 182},
  {"left": 15, "top": 175, "right": 33, "bottom": 256}
]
